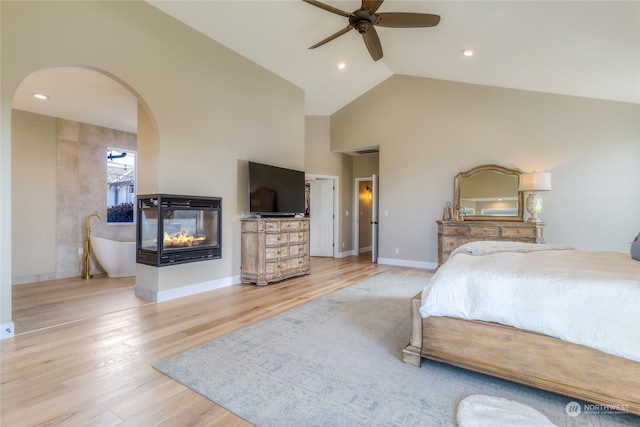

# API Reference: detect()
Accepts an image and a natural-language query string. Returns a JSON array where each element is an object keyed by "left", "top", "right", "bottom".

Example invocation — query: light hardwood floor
[
  {"left": 2, "top": 254, "right": 433, "bottom": 426},
  {"left": 12, "top": 276, "right": 149, "bottom": 334}
]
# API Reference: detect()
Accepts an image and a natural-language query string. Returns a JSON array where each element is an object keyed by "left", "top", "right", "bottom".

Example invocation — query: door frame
[
  {"left": 305, "top": 174, "right": 339, "bottom": 258},
  {"left": 353, "top": 176, "right": 374, "bottom": 256}
]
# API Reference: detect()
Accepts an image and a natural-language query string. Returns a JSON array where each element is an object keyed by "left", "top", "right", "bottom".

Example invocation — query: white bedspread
[{"left": 420, "top": 242, "right": 640, "bottom": 362}]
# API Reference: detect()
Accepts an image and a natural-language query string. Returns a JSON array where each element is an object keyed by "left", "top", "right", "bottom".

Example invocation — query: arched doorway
[{"left": 10, "top": 66, "right": 157, "bottom": 334}]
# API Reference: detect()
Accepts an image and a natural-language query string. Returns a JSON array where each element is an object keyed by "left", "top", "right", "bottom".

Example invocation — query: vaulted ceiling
[
  {"left": 150, "top": 0, "right": 640, "bottom": 115},
  {"left": 12, "top": 1, "right": 640, "bottom": 133}
]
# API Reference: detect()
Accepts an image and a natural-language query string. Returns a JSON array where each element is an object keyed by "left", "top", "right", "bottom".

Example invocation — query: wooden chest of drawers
[
  {"left": 241, "top": 217, "right": 310, "bottom": 285},
  {"left": 437, "top": 220, "right": 544, "bottom": 266}
]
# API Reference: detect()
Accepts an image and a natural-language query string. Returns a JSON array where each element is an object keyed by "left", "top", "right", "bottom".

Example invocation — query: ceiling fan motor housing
[{"left": 350, "top": 9, "right": 376, "bottom": 33}]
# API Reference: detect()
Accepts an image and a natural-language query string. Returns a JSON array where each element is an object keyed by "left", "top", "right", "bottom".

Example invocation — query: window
[{"left": 107, "top": 148, "right": 136, "bottom": 223}]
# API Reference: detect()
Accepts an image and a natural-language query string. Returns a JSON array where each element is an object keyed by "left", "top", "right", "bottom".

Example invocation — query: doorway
[
  {"left": 306, "top": 175, "right": 338, "bottom": 257},
  {"left": 10, "top": 66, "right": 149, "bottom": 334},
  {"left": 12, "top": 66, "right": 139, "bottom": 283},
  {"left": 354, "top": 176, "right": 379, "bottom": 262}
]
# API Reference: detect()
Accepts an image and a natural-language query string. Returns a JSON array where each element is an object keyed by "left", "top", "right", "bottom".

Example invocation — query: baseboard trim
[
  {"left": 377, "top": 257, "right": 436, "bottom": 270},
  {"left": 1, "top": 322, "right": 16, "bottom": 340},
  {"left": 335, "top": 250, "right": 356, "bottom": 258},
  {"left": 134, "top": 275, "right": 241, "bottom": 303}
]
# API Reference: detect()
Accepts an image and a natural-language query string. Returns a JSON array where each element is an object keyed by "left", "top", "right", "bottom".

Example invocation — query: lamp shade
[{"left": 518, "top": 172, "right": 552, "bottom": 192}]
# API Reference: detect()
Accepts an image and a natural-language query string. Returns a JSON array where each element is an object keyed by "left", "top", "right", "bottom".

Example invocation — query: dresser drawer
[
  {"left": 289, "top": 232, "right": 307, "bottom": 244},
  {"left": 241, "top": 220, "right": 260, "bottom": 233},
  {"left": 469, "top": 226, "right": 500, "bottom": 238},
  {"left": 264, "top": 221, "right": 280, "bottom": 232},
  {"left": 289, "top": 243, "right": 307, "bottom": 257},
  {"left": 441, "top": 225, "right": 469, "bottom": 236},
  {"left": 502, "top": 227, "right": 536, "bottom": 239},
  {"left": 265, "top": 261, "right": 280, "bottom": 274},
  {"left": 442, "top": 236, "right": 468, "bottom": 253},
  {"left": 279, "top": 257, "right": 305, "bottom": 271},
  {"left": 280, "top": 221, "right": 303, "bottom": 231},
  {"left": 265, "top": 247, "right": 281, "bottom": 260},
  {"left": 265, "top": 233, "right": 288, "bottom": 246}
]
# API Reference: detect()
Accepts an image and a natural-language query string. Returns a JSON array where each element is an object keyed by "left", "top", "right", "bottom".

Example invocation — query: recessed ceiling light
[
  {"left": 32, "top": 93, "right": 50, "bottom": 100},
  {"left": 337, "top": 62, "right": 346, "bottom": 70},
  {"left": 461, "top": 49, "right": 474, "bottom": 57}
]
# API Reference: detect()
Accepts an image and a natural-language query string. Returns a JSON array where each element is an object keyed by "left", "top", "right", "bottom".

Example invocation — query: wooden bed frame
[{"left": 402, "top": 292, "right": 640, "bottom": 416}]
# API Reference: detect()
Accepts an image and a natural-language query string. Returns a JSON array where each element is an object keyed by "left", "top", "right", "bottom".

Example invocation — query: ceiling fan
[{"left": 303, "top": 0, "right": 440, "bottom": 61}]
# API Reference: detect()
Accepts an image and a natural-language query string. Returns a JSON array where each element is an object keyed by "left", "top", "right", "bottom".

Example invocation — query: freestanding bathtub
[{"left": 90, "top": 236, "right": 136, "bottom": 278}]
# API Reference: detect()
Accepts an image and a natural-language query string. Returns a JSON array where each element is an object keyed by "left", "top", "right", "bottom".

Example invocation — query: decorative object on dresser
[
  {"left": 241, "top": 217, "right": 310, "bottom": 285},
  {"left": 518, "top": 171, "right": 552, "bottom": 223},
  {"left": 437, "top": 220, "right": 544, "bottom": 266}
]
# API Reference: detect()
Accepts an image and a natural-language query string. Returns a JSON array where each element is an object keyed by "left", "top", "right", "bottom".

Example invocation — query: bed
[{"left": 402, "top": 241, "right": 640, "bottom": 415}]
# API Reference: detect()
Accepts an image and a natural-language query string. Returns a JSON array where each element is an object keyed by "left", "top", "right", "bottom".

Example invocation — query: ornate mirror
[{"left": 454, "top": 164, "right": 524, "bottom": 221}]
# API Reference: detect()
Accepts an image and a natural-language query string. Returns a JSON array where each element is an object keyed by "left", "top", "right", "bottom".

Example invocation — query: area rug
[{"left": 154, "top": 274, "right": 638, "bottom": 427}]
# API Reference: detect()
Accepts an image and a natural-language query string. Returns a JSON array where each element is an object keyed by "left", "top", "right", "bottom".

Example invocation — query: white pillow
[{"left": 457, "top": 395, "right": 556, "bottom": 427}]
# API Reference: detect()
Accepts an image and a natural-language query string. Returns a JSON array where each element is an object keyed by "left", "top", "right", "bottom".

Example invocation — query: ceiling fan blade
[
  {"left": 309, "top": 25, "right": 353, "bottom": 49},
  {"left": 362, "top": 25, "right": 383, "bottom": 61},
  {"left": 362, "top": 0, "right": 385, "bottom": 14},
  {"left": 375, "top": 12, "right": 441, "bottom": 28},
  {"left": 302, "top": 0, "right": 351, "bottom": 18}
]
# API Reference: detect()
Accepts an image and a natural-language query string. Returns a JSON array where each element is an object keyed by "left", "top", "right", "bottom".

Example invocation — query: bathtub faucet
[
  {"left": 82, "top": 213, "right": 101, "bottom": 279},
  {"left": 86, "top": 212, "right": 101, "bottom": 236}
]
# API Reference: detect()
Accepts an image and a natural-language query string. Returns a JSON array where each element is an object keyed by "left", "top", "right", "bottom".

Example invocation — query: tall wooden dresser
[
  {"left": 437, "top": 220, "right": 544, "bottom": 266},
  {"left": 241, "top": 217, "right": 310, "bottom": 285}
]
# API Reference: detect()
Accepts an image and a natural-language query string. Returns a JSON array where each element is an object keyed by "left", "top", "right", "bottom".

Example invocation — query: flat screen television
[{"left": 248, "top": 161, "right": 305, "bottom": 216}]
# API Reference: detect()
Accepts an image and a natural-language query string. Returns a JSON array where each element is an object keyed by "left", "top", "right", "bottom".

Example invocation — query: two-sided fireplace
[{"left": 136, "top": 194, "right": 221, "bottom": 267}]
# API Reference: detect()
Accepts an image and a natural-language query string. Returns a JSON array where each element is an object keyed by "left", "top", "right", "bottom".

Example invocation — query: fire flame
[{"left": 163, "top": 231, "right": 206, "bottom": 247}]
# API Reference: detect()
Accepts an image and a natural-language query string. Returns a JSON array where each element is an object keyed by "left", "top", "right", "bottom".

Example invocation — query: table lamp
[{"left": 518, "top": 172, "right": 551, "bottom": 223}]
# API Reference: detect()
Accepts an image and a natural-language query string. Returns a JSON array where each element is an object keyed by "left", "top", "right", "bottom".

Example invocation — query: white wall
[
  {"left": 331, "top": 75, "right": 640, "bottom": 264},
  {"left": 304, "top": 116, "right": 352, "bottom": 255},
  {"left": 11, "top": 111, "right": 57, "bottom": 278}
]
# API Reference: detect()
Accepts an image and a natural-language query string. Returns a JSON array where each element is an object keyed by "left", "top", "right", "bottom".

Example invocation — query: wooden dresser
[
  {"left": 241, "top": 217, "right": 310, "bottom": 285},
  {"left": 437, "top": 220, "right": 544, "bottom": 266}
]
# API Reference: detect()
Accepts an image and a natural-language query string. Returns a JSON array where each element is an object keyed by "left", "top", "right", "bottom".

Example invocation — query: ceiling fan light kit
[{"left": 303, "top": 0, "right": 440, "bottom": 61}]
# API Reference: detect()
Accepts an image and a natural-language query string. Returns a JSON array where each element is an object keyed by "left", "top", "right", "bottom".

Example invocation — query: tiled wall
[{"left": 56, "top": 119, "right": 137, "bottom": 279}]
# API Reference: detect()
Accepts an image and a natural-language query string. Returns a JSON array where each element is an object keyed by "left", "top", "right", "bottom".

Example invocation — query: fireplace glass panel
[
  {"left": 139, "top": 208, "right": 158, "bottom": 253},
  {"left": 162, "top": 209, "right": 218, "bottom": 251}
]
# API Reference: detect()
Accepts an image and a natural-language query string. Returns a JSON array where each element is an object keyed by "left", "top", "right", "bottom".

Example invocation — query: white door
[
  {"left": 371, "top": 174, "right": 379, "bottom": 263},
  {"left": 310, "top": 179, "right": 334, "bottom": 257}
]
